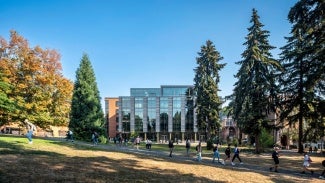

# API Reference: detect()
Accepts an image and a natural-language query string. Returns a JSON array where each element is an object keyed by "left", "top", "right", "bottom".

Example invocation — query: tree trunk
[
  {"left": 298, "top": 115, "right": 304, "bottom": 153},
  {"left": 206, "top": 117, "right": 210, "bottom": 141},
  {"left": 255, "top": 133, "right": 261, "bottom": 154},
  {"left": 238, "top": 128, "right": 242, "bottom": 145},
  {"left": 298, "top": 61, "right": 304, "bottom": 154}
]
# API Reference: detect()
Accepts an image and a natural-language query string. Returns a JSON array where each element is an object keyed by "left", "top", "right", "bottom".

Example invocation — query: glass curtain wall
[
  {"left": 160, "top": 97, "right": 168, "bottom": 134},
  {"left": 173, "top": 97, "right": 181, "bottom": 132},
  {"left": 185, "top": 97, "right": 194, "bottom": 140},
  {"left": 134, "top": 97, "right": 143, "bottom": 132},
  {"left": 121, "top": 98, "right": 131, "bottom": 133},
  {"left": 147, "top": 97, "right": 156, "bottom": 140}
]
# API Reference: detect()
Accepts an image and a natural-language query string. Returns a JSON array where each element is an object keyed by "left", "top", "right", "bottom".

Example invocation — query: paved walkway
[{"left": 54, "top": 138, "right": 323, "bottom": 180}]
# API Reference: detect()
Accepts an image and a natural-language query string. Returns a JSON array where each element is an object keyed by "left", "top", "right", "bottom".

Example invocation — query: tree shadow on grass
[
  {"left": 0, "top": 138, "right": 223, "bottom": 183},
  {"left": 0, "top": 136, "right": 321, "bottom": 183}
]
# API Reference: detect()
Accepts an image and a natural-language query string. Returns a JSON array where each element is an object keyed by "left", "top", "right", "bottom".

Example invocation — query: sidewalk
[{"left": 55, "top": 137, "right": 324, "bottom": 180}]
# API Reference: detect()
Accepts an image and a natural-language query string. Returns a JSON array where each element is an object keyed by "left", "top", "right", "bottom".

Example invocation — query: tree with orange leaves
[{"left": 0, "top": 30, "right": 73, "bottom": 128}]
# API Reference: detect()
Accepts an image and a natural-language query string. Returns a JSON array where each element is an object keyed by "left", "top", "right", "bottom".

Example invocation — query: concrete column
[
  {"left": 156, "top": 132, "right": 159, "bottom": 143},
  {"left": 182, "top": 132, "right": 184, "bottom": 142}
]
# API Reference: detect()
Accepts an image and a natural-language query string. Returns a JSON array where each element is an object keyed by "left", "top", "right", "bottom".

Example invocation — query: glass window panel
[{"left": 160, "top": 109, "right": 168, "bottom": 132}]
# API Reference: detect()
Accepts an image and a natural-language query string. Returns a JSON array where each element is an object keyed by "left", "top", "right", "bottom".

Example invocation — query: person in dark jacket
[
  {"left": 270, "top": 147, "right": 280, "bottom": 172},
  {"left": 231, "top": 144, "right": 243, "bottom": 165},
  {"left": 185, "top": 139, "right": 191, "bottom": 157},
  {"left": 168, "top": 140, "right": 174, "bottom": 157}
]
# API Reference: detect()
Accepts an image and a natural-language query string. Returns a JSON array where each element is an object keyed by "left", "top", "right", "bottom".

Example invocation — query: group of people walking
[
  {"left": 270, "top": 146, "right": 325, "bottom": 179},
  {"left": 179, "top": 140, "right": 324, "bottom": 179},
  {"left": 23, "top": 124, "right": 324, "bottom": 180},
  {"left": 169, "top": 139, "right": 244, "bottom": 166},
  {"left": 194, "top": 142, "right": 243, "bottom": 166}
]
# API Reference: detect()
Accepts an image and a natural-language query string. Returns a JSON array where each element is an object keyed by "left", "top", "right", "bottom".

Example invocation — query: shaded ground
[{"left": 76, "top": 138, "right": 325, "bottom": 178}]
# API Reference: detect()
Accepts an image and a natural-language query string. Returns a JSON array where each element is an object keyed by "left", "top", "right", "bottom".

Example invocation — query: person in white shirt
[
  {"left": 24, "top": 119, "right": 36, "bottom": 144},
  {"left": 145, "top": 139, "right": 152, "bottom": 150},
  {"left": 301, "top": 151, "right": 314, "bottom": 174},
  {"left": 66, "top": 130, "right": 74, "bottom": 142},
  {"left": 135, "top": 136, "right": 141, "bottom": 150}
]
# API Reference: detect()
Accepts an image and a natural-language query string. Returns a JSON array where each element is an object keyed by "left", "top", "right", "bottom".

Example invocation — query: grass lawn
[{"left": 0, "top": 135, "right": 324, "bottom": 183}]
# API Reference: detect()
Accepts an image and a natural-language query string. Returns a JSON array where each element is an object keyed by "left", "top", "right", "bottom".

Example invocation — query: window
[{"left": 173, "top": 97, "right": 181, "bottom": 131}]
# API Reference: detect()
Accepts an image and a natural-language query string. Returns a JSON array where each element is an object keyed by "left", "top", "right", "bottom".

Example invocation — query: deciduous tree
[{"left": 0, "top": 30, "right": 73, "bottom": 128}]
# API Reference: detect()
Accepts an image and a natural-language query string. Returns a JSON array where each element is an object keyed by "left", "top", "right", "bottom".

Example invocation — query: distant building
[
  {"left": 105, "top": 85, "right": 320, "bottom": 148},
  {"left": 105, "top": 85, "right": 198, "bottom": 142},
  {"left": 105, "top": 97, "right": 119, "bottom": 139},
  {"left": 220, "top": 117, "right": 240, "bottom": 141}
]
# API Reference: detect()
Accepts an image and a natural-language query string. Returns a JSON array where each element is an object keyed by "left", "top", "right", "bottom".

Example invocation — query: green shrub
[
  {"left": 259, "top": 128, "right": 274, "bottom": 149},
  {"left": 232, "top": 138, "right": 238, "bottom": 146},
  {"left": 206, "top": 139, "right": 213, "bottom": 150},
  {"left": 99, "top": 135, "right": 107, "bottom": 144}
]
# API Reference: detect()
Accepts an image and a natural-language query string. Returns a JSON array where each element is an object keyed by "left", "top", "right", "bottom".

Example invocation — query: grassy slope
[{"left": 0, "top": 136, "right": 324, "bottom": 183}]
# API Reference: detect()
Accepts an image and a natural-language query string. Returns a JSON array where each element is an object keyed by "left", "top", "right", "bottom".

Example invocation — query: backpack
[
  {"left": 186, "top": 141, "right": 190, "bottom": 148},
  {"left": 225, "top": 147, "right": 230, "bottom": 155},
  {"left": 196, "top": 145, "right": 199, "bottom": 151},
  {"left": 168, "top": 141, "right": 173, "bottom": 148},
  {"left": 95, "top": 133, "right": 99, "bottom": 138},
  {"left": 235, "top": 147, "right": 240, "bottom": 154},
  {"left": 272, "top": 151, "right": 276, "bottom": 158}
]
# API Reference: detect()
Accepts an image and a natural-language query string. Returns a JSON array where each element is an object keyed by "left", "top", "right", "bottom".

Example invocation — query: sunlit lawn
[{"left": 0, "top": 135, "right": 324, "bottom": 183}]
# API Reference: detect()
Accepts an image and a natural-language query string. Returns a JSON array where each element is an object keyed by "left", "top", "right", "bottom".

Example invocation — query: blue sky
[{"left": 0, "top": 0, "right": 297, "bottom": 104}]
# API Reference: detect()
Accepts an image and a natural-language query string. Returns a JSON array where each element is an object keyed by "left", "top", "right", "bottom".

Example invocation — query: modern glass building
[{"left": 116, "top": 85, "right": 197, "bottom": 142}]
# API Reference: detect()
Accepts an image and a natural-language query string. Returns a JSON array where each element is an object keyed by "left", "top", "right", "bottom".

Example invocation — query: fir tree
[
  {"left": 193, "top": 40, "right": 226, "bottom": 145},
  {"left": 232, "top": 9, "right": 281, "bottom": 153},
  {"left": 279, "top": 0, "right": 324, "bottom": 153},
  {"left": 69, "top": 53, "right": 105, "bottom": 141}
]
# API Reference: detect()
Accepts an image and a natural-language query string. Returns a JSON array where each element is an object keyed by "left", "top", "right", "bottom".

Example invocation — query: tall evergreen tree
[
  {"left": 193, "top": 40, "right": 226, "bottom": 144},
  {"left": 232, "top": 9, "right": 281, "bottom": 153},
  {"left": 279, "top": 0, "right": 324, "bottom": 153},
  {"left": 69, "top": 53, "right": 105, "bottom": 141}
]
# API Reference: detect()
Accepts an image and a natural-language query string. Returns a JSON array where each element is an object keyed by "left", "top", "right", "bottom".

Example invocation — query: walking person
[
  {"left": 66, "top": 130, "right": 74, "bottom": 142},
  {"left": 231, "top": 144, "right": 243, "bottom": 165},
  {"left": 24, "top": 119, "right": 36, "bottom": 144},
  {"left": 145, "top": 138, "right": 152, "bottom": 150},
  {"left": 113, "top": 136, "right": 117, "bottom": 146},
  {"left": 223, "top": 144, "right": 231, "bottom": 165},
  {"left": 301, "top": 151, "right": 314, "bottom": 174},
  {"left": 196, "top": 141, "right": 202, "bottom": 162},
  {"left": 319, "top": 160, "right": 325, "bottom": 179},
  {"left": 168, "top": 139, "right": 174, "bottom": 157},
  {"left": 212, "top": 144, "right": 220, "bottom": 164},
  {"left": 91, "top": 131, "right": 99, "bottom": 145},
  {"left": 124, "top": 137, "right": 128, "bottom": 147},
  {"left": 185, "top": 139, "right": 191, "bottom": 157},
  {"left": 270, "top": 147, "right": 280, "bottom": 172},
  {"left": 135, "top": 136, "right": 141, "bottom": 150}
]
